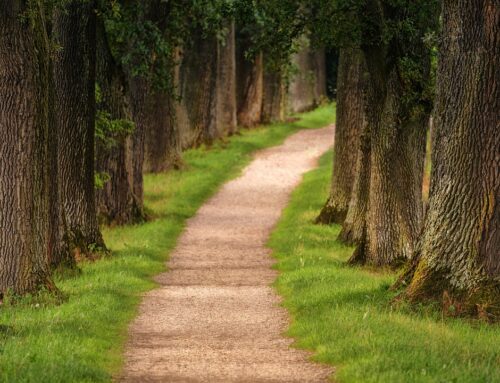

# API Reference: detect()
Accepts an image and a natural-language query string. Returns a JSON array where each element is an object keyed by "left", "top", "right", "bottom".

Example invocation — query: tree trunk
[
  {"left": 177, "top": 34, "right": 219, "bottom": 147},
  {"left": 95, "top": 20, "right": 144, "bottom": 226},
  {"left": 261, "top": 66, "right": 285, "bottom": 124},
  {"left": 236, "top": 31, "right": 263, "bottom": 127},
  {"left": 340, "top": 120, "right": 371, "bottom": 250},
  {"left": 143, "top": 88, "right": 182, "bottom": 172},
  {"left": 216, "top": 21, "right": 238, "bottom": 136},
  {"left": 53, "top": 0, "right": 105, "bottom": 261},
  {"left": 313, "top": 48, "right": 327, "bottom": 104},
  {"left": 288, "top": 38, "right": 317, "bottom": 113},
  {"left": 401, "top": 0, "right": 499, "bottom": 320},
  {"left": 316, "top": 48, "right": 365, "bottom": 224},
  {"left": 348, "top": 44, "right": 428, "bottom": 267},
  {"left": 0, "top": 1, "right": 54, "bottom": 294}
]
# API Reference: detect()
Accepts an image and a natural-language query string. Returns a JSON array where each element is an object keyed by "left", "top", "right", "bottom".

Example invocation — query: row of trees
[
  {"left": 315, "top": 0, "right": 498, "bottom": 320},
  {"left": 1, "top": 0, "right": 497, "bottom": 321},
  {"left": 0, "top": 1, "right": 325, "bottom": 296}
]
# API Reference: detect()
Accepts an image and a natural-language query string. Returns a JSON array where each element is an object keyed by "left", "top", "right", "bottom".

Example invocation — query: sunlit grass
[
  {"left": 269, "top": 152, "right": 500, "bottom": 383},
  {"left": 0, "top": 105, "right": 335, "bottom": 383}
]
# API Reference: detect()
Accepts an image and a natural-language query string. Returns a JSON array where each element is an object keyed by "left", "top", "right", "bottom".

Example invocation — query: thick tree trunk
[
  {"left": 349, "top": 51, "right": 428, "bottom": 267},
  {"left": 216, "top": 21, "right": 238, "bottom": 136},
  {"left": 127, "top": 76, "right": 147, "bottom": 204},
  {"left": 95, "top": 20, "right": 144, "bottom": 225},
  {"left": 401, "top": 0, "right": 499, "bottom": 320},
  {"left": 0, "top": 1, "right": 53, "bottom": 294},
  {"left": 53, "top": 0, "right": 105, "bottom": 261},
  {"left": 177, "top": 34, "right": 219, "bottom": 147},
  {"left": 317, "top": 48, "right": 365, "bottom": 224},
  {"left": 143, "top": 88, "right": 182, "bottom": 172},
  {"left": 340, "top": 121, "right": 371, "bottom": 249},
  {"left": 261, "top": 67, "right": 285, "bottom": 124},
  {"left": 236, "top": 32, "right": 263, "bottom": 127}
]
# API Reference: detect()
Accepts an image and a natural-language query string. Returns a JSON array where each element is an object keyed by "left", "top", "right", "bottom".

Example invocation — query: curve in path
[{"left": 121, "top": 125, "right": 335, "bottom": 383}]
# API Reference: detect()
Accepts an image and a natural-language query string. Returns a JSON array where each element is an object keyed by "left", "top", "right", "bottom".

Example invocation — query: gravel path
[{"left": 121, "top": 126, "right": 335, "bottom": 383}]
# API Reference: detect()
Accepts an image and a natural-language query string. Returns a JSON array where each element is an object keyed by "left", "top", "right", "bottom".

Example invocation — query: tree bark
[
  {"left": 95, "top": 20, "right": 144, "bottom": 226},
  {"left": 177, "top": 34, "right": 219, "bottom": 147},
  {"left": 261, "top": 66, "right": 285, "bottom": 124},
  {"left": 349, "top": 61, "right": 427, "bottom": 267},
  {"left": 143, "top": 88, "right": 182, "bottom": 172},
  {"left": 236, "top": 31, "right": 264, "bottom": 127},
  {"left": 313, "top": 49, "right": 327, "bottom": 104},
  {"left": 0, "top": 1, "right": 54, "bottom": 294},
  {"left": 401, "top": 0, "right": 499, "bottom": 320},
  {"left": 216, "top": 21, "right": 238, "bottom": 136},
  {"left": 127, "top": 76, "right": 147, "bottom": 205},
  {"left": 340, "top": 120, "right": 371, "bottom": 250},
  {"left": 317, "top": 48, "right": 365, "bottom": 224},
  {"left": 288, "top": 38, "right": 316, "bottom": 113},
  {"left": 53, "top": 0, "right": 105, "bottom": 261}
]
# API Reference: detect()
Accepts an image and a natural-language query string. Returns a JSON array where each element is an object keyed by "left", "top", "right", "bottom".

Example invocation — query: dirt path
[{"left": 121, "top": 126, "right": 335, "bottom": 383}]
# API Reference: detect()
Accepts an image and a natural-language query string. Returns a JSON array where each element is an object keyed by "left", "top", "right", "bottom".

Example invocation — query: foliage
[
  {"left": 268, "top": 150, "right": 500, "bottom": 383},
  {"left": 99, "top": 0, "right": 234, "bottom": 92},
  {"left": 0, "top": 106, "right": 335, "bottom": 383},
  {"left": 235, "top": 0, "right": 306, "bottom": 74}
]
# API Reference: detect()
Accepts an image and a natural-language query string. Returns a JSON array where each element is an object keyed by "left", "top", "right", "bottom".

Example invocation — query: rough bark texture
[
  {"left": 401, "top": 0, "right": 499, "bottom": 320},
  {"left": 236, "top": 31, "right": 263, "bottom": 127},
  {"left": 340, "top": 120, "right": 371, "bottom": 249},
  {"left": 0, "top": 1, "right": 53, "bottom": 294},
  {"left": 53, "top": 0, "right": 105, "bottom": 261},
  {"left": 143, "top": 89, "right": 182, "bottom": 172},
  {"left": 95, "top": 20, "right": 143, "bottom": 226},
  {"left": 127, "top": 76, "right": 147, "bottom": 205},
  {"left": 261, "top": 67, "right": 285, "bottom": 124},
  {"left": 317, "top": 49, "right": 365, "bottom": 224},
  {"left": 350, "top": 62, "right": 427, "bottom": 267},
  {"left": 177, "top": 34, "right": 219, "bottom": 148},
  {"left": 216, "top": 21, "right": 238, "bottom": 136}
]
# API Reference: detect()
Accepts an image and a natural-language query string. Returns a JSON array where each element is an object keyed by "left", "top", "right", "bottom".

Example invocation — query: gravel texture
[{"left": 121, "top": 126, "right": 335, "bottom": 382}]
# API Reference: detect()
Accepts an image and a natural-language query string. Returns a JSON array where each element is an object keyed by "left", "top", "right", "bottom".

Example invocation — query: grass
[
  {"left": 268, "top": 151, "right": 500, "bottom": 383},
  {"left": 0, "top": 104, "right": 335, "bottom": 383}
]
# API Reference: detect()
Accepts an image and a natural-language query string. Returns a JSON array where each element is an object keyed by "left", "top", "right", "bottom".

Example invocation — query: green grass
[
  {"left": 268, "top": 152, "right": 500, "bottom": 383},
  {"left": 0, "top": 105, "right": 335, "bottom": 383}
]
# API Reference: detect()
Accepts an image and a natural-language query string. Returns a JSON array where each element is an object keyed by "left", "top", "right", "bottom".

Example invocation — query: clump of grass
[
  {"left": 0, "top": 105, "right": 335, "bottom": 383},
  {"left": 269, "top": 152, "right": 500, "bottom": 383}
]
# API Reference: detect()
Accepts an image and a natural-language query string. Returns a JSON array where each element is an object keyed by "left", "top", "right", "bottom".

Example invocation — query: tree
[
  {"left": 236, "top": 34, "right": 264, "bottom": 127},
  {"left": 0, "top": 0, "right": 54, "bottom": 294},
  {"left": 53, "top": 0, "right": 105, "bottom": 262},
  {"left": 399, "top": 0, "right": 499, "bottom": 320},
  {"left": 342, "top": 1, "right": 438, "bottom": 267},
  {"left": 95, "top": 19, "right": 143, "bottom": 225},
  {"left": 177, "top": 32, "right": 219, "bottom": 146},
  {"left": 316, "top": 48, "right": 365, "bottom": 224},
  {"left": 216, "top": 20, "right": 238, "bottom": 136},
  {"left": 261, "top": 64, "right": 285, "bottom": 124}
]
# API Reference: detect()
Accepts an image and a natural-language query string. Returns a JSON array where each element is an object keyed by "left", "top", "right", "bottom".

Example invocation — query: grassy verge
[
  {"left": 269, "top": 152, "right": 500, "bottom": 383},
  {"left": 0, "top": 105, "right": 335, "bottom": 383}
]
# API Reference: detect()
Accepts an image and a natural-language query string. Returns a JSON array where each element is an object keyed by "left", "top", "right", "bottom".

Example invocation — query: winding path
[{"left": 121, "top": 126, "right": 335, "bottom": 382}]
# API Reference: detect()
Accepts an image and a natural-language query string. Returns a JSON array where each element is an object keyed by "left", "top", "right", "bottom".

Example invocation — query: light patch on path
[{"left": 121, "top": 125, "right": 335, "bottom": 383}]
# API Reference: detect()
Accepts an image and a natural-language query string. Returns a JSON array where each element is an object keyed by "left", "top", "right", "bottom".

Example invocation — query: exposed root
[{"left": 315, "top": 200, "right": 347, "bottom": 225}]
